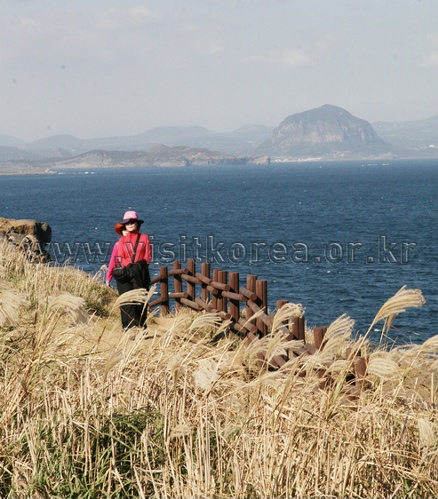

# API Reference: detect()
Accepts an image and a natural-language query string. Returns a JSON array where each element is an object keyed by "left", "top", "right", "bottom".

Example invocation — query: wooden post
[
  {"left": 187, "top": 259, "right": 196, "bottom": 301},
  {"left": 246, "top": 275, "right": 257, "bottom": 325},
  {"left": 160, "top": 266, "right": 169, "bottom": 315},
  {"left": 201, "top": 263, "right": 210, "bottom": 302},
  {"left": 289, "top": 316, "right": 300, "bottom": 340},
  {"left": 173, "top": 261, "right": 182, "bottom": 311},
  {"left": 276, "top": 299, "right": 288, "bottom": 310},
  {"left": 212, "top": 268, "right": 219, "bottom": 309},
  {"left": 298, "top": 316, "right": 305, "bottom": 342},
  {"left": 291, "top": 316, "right": 305, "bottom": 342},
  {"left": 314, "top": 326, "right": 327, "bottom": 349},
  {"left": 354, "top": 357, "right": 367, "bottom": 389},
  {"left": 256, "top": 279, "right": 268, "bottom": 336},
  {"left": 275, "top": 301, "right": 305, "bottom": 342},
  {"left": 217, "top": 270, "right": 227, "bottom": 312},
  {"left": 229, "top": 272, "right": 240, "bottom": 321}
]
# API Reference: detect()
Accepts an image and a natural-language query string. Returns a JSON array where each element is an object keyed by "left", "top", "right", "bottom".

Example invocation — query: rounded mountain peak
[{"left": 262, "top": 104, "right": 389, "bottom": 157}]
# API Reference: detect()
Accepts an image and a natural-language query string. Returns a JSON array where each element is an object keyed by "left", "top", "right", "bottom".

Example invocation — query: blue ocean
[{"left": 1, "top": 158, "right": 437, "bottom": 345}]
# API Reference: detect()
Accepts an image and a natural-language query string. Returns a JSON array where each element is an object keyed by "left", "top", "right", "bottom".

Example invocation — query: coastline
[{"left": 1, "top": 153, "right": 437, "bottom": 176}]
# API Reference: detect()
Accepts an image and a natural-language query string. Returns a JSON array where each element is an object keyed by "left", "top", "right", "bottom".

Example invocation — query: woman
[{"left": 112, "top": 210, "right": 152, "bottom": 330}]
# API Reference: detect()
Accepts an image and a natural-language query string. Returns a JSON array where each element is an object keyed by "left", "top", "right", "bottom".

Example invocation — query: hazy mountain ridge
[
  {"left": 1, "top": 124, "right": 275, "bottom": 156},
  {"left": 1, "top": 106, "right": 437, "bottom": 171},
  {"left": 373, "top": 115, "right": 438, "bottom": 156}
]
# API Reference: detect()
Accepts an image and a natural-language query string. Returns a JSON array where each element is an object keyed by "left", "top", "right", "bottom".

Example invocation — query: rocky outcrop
[
  {"left": 0, "top": 217, "right": 51, "bottom": 262},
  {"left": 260, "top": 104, "right": 390, "bottom": 158}
]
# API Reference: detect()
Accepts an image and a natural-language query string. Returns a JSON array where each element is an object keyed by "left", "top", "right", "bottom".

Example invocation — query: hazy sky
[{"left": 1, "top": 0, "right": 437, "bottom": 142}]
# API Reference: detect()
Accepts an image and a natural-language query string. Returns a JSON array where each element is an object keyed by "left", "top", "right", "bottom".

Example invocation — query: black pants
[{"left": 116, "top": 279, "right": 148, "bottom": 329}]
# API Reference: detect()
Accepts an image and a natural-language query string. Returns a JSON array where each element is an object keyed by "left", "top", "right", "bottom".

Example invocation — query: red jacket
[{"left": 116, "top": 231, "right": 152, "bottom": 267}]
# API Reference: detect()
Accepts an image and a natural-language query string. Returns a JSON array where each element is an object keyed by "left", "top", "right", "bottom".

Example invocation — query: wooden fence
[{"left": 147, "top": 259, "right": 367, "bottom": 388}]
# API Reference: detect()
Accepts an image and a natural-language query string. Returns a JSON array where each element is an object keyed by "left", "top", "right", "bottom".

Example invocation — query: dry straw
[{"left": 0, "top": 239, "right": 436, "bottom": 499}]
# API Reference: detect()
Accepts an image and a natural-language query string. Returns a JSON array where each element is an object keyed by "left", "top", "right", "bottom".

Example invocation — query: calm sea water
[{"left": 1, "top": 158, "right": 437, "bottom": 345}]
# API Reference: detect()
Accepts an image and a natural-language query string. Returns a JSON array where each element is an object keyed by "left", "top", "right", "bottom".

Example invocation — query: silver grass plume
[
  {"left": 418, "top": 417, "right": 437, "bottom": 448},
  {"left": 301, "top": 315, "right": 356, "bottom": 372},
  {"left": 366, "top": 351, "right": 400, "bottom": 379},
  {"left": 0, "top": 289, "right": 28, "bottom": 327},
  {"left": 194, "top": 357, "right": 221, "bottom": 390},
  {"left": 322, "top": 314, "right": 355, "bottom": 354},
  {"left": 367, "top": 334, "right": 438, "bottom": 383},
  {"left": 48, "top": 291, "right": 89, "bottom": 324},
  {"left": 189, "top": 312, "right": 227, "bottom": 335},
  {"left": 114, "top": 286, "right": 155, "bottom": 307},
  {"left": 271, "top": 302, "right": 305, "bottom": 335},
  {"left": 366, "top": 286, "right": 426, "bottom": 339}
]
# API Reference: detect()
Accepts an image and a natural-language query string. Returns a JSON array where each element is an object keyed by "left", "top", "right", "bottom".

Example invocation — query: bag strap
[{"left": 130, "top": 233, "right": 141, "bottom": 263}]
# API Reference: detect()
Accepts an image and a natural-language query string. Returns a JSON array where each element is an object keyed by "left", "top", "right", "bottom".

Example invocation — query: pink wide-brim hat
[{"left": 119, "top": 210, "right": 144, "bottom": 225}]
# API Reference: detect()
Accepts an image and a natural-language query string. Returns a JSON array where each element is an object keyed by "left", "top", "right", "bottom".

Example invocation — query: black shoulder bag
[{"left": 112, "top": 234, "right": 141, "bottom": 284}]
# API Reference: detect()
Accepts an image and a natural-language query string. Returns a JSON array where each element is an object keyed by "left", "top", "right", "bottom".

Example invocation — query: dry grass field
[{"left": 0, "top": 239, "right": 437, "bottom": 498}]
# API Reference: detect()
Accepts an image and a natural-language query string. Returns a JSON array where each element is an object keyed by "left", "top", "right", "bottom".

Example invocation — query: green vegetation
[{"left": 0, "top": 239, "right": 436, "bottom": 498}]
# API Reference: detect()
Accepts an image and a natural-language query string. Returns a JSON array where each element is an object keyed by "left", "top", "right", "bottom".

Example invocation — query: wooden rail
[{"left": 147, "top": 259, "right": 367, "bottom": 389}]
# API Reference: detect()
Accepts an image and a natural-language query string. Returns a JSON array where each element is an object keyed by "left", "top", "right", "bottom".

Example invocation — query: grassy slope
[{"left": 0, "top": 240, "right": 437, "bottom": 498}]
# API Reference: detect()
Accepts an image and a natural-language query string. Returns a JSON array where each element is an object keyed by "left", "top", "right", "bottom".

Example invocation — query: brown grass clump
[{"left": 0, "top": 240, "right": 436, "bottom": 498}]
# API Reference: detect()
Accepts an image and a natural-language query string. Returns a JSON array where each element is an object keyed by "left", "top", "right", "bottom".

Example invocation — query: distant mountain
[
  {"left": 74, "top": 126, "right": 216, "bottom": 151},
  {"left": 29, "top": 134, "right": 86, "bottom": 150},
  {"left": 77, "top": 125, "right": 274, "bottom": 155},
  {"left": 372, "top": 115, "right": 438, "bottom": 157},
  {"left": 0, "top": 145, "right": 270, "bottom": 172},
  {"left": 133, "top": 125, "right": 213, "bottom": 143},
  {"left": 259, "top": 104, "right": 390, "bottom": 158},
  {"left": 0, "top": 146, "right": 39, "bottom": 161},
  {"left": 0, "top": 135, "right": 27, "bottom": 148},
  {"left": 210, "top": 125, "right": 275, "bottom": 155},
  {"left": 0, "top": 125, "right": 275, "bottom": 159},
  {"left": 1, "top": 106, "right": 437, "bottom": 165}
]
